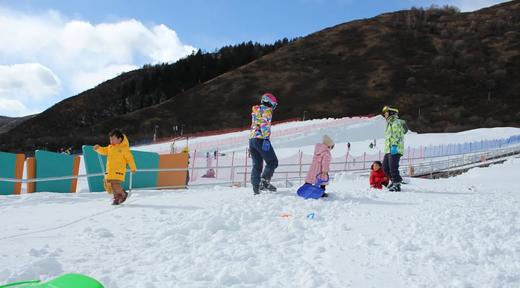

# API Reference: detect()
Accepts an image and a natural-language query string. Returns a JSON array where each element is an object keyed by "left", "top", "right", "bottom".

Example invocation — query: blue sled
[
  {"left": 297, "top": 183, "right": 325, "bottom": 199},
  {"left": 296, "top": 174, "right": 328, "bottom": 199}
]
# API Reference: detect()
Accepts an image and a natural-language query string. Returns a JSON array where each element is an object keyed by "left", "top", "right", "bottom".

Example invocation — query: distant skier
[
  {"left": 249, "top": 93, "right": 279, "bottom": 195},
  {"left": 304, "top": 135, "right": 334, "bottom": 198},
  {"left": 347, "top": 142, "right": 351, "bottom": 150},
  {"left": 369, "top": 160, "right": 389, "bottom": 189},
  {"left": 94, "top": 129, "right": 137, "bottom": 205},
  {"left": 382, "top": 106, "right": 405, "bottom": 192}
]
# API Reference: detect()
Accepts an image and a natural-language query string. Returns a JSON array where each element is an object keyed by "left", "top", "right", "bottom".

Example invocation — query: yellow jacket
[{"left": 95, "top": 135, "right": 137, "bottom": 181}]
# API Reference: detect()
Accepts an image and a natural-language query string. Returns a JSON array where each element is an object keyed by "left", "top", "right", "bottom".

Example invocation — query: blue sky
[
  {"left": 3, "top": 0, "right": 507, "bottom": 51},
  {"left": 0, "top": 0, "right": 508, "bottom": 116}
]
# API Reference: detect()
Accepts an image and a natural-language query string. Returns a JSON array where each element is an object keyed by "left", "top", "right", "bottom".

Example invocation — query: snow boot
[
  {"left": 120, "top": 191, "right": 129, "bottom": 204},
  {"left": 112, "top": 194, "right": 122, "bottom": 205},
  {"left": 388, "top": 182, "right": 401, "bottom": 192},
  {"left": 253, "top": 186, "right": 260, "bottom": 195},
  {"left": 321, "top": 192, "right": 329, "bottom": 198},
  {"left": 112, "top": 191, "right": 128, "bottom": 205},
  {"left": 259, "top": 178, "right": 277, "bottom": 192}
]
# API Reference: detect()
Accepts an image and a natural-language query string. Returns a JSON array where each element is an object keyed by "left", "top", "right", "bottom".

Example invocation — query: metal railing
[{"left": 2, "top": 144, "right": 519, "bottom": 194}]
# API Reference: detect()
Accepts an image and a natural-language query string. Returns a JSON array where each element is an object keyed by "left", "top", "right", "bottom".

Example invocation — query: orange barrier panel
[
  {"left": 70, "top": 156, "right": 81, "bottom": 193},
  {"left": 14, "top": 154, "right": 25, "bottom": 195},
  {"left": 26, "top": 157, "right": 35, "bottom": 193},
  {"left": 157, "top": 153, "right": 189, "bottom": 189}
]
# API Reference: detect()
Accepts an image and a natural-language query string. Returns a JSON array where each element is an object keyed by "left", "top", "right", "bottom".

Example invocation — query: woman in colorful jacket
[
  {"left": 382, "top": 106, "right": 405, "bottom": 192},
  {"left": 249, "top": 93, "right": 279, "bottom": 195}
]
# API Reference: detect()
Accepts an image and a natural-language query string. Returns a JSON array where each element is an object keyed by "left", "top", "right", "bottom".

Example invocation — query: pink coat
[{"left": 305, "top": 144, "right": 332, "bottom": 185}]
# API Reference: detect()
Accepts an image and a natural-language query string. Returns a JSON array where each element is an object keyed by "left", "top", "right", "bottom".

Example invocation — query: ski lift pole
[
  {"left": 298, "top": 150, "right": 303, "bottom": 183},
  {"left": 344, "top": 149, "right": 349, "bottom": 171},
  {"left": 129, "top": 171, "right": 133, "bottom": 194},
  {"left": 216, "top": 149, "right": 219, "bottom": 179},
  {"left": 230, "top": 151, "right": 235, "bottom": 183}
]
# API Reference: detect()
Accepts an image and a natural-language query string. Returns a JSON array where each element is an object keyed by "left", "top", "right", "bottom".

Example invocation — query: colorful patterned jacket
[
  {"left": 384, "top": 115, "right": 405, "bottom": 155},
  {"left": 249, "top": 104, "right": 273, "bottom": 139}
]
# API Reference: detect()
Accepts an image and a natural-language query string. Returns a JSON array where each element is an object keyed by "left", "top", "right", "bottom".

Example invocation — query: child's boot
[
  {"left": 260, "top": 178, "right": 277, "bottom": 192},
  {"left": 119, "top": 191, "right": 129, "bottom": 204},
  {"left": 388, "top": 182, "right": 401, "bottom": 192},
  {"left": 112, "top": 193, "right": 122, "bottom": 205}
]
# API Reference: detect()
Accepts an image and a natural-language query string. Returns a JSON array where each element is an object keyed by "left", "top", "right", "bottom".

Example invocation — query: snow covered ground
[
  {"left": 1, "top": 158, "right": 520, "bottom": 287},
  {"left": 2, "top": 117, "right": 520, "bottom": 287}
]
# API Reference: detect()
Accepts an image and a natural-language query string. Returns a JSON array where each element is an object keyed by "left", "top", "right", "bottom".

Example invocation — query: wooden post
[
  {"left": 190, "top": 149, "right": 197, "bottom": 182},
  {"left": 26, "top": 157, "right": 36, "bottom": 193},
  {"left": 70, "top": 156, "right": 81, "bottom": 193},
  {"left": 14, "top": 154, "right": 25, "bottom": 195}
]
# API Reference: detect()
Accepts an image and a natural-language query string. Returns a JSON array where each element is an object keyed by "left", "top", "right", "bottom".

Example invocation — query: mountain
[
  {"left": 0, "top": 115, "right": 35, "bottom": 134},
  {"left": 0, "top": 40, "right": 292, "bottom": 152},
  {"left": 1, "top": 1, "right": 520, "bottom": 153}
]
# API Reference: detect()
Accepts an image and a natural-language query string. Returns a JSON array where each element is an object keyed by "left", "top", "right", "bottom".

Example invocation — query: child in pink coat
[{"left": 305, "top": 135, "right": 334, "bottom": 197}]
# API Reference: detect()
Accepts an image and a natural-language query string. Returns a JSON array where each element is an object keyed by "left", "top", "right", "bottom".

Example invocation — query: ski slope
[
  {"left": 135, "top": 116, "right": 520, "bottom": 158},
  {"left": 2, "top": 118, "right": 520, "bottom": 287}
]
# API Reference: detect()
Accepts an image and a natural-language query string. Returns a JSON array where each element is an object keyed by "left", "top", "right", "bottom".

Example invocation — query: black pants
[{"left": 383, "top": 153, "right": 402, "bottom": 183}]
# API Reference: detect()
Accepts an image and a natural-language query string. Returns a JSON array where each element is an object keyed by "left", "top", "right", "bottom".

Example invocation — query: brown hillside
[{"left": 1, "top": 1, "right": 520, "bottom": 152}]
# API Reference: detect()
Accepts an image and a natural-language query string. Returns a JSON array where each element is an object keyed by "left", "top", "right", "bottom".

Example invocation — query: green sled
[{"left": 0, "top": 273, "right": 104, "bottom": 288}]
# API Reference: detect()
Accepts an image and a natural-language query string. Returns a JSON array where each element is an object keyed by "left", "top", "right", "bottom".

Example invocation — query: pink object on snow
[{"left": 305, "top": 143, "right": 332, "bottom": 185}]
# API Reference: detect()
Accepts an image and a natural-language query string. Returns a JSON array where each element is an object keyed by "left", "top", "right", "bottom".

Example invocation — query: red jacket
[{"left": 369, "top": 165, "right": 389, "bottom": 189}]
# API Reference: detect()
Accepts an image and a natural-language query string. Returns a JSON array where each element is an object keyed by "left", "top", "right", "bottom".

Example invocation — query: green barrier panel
[
  {"left": 34, "top": 150, "right": 75, "bottom": 193},
  {"left": 123, "top": 150, "right": 160, "bottom": 190},
  {"left": 82, "top": 145, "right": 106, "bottom": 192},
  {"left": 82, "top": 145, "right": 160, "bottom": 192},
  {"left": 0, "top": 151, "right": 18, "bottom": 195},
  {"left": 0, "top": 273, "right": 104, "bottom": 288}
]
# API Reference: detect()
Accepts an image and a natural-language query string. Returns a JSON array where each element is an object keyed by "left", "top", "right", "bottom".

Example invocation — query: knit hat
[{"left": 323, "top": 135, "right": 335, "bottom": 148}]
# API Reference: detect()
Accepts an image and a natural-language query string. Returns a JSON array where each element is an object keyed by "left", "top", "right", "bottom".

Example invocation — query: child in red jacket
[{"left": 370, "top": 161, "right": 389, "bottom": 189}]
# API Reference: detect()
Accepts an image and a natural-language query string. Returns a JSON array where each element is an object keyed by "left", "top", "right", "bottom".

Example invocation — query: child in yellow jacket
[{"left": 94, "top": 129, "right": 137, "bottom": 205}]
